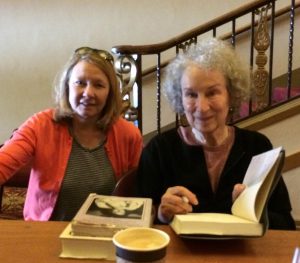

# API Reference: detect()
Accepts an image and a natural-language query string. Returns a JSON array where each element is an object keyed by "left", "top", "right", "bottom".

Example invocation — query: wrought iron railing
[{"left": 112, "top": 0, "right": 299, "bottom": 135}]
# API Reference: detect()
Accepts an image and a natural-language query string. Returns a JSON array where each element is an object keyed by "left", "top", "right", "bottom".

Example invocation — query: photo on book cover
[{"left": 86, "top": 196, "right": 144, "bottom": 219}]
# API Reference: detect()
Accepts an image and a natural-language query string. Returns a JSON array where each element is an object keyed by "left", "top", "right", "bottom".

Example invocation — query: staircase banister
[
  {"left": 221, "top": 1, "right": 300, "bottom": 41},
  {"left": 112, "top": 0, "right": 272, "bottom": 55},
  {"left": 113, "top": 0, "right": 299, "bottom": 78}
]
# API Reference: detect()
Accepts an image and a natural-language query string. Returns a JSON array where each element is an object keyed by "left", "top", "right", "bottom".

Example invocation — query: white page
[{"left": 231, "top": 147, "right": 282, "bottom": 221}]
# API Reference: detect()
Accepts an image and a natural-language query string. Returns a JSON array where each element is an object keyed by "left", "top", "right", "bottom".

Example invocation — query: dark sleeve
[
  {"left": 257, "top": 135, "right": 297, "bottom": 230},
  {"left": 135, "top": 135, "right": 168, "bottom": 205},
  {"left": 267, "top": 177, "right": 296, "bottom": 230},
  {"left": 256, "top": 135, "right": 296, "bottom": 230}
]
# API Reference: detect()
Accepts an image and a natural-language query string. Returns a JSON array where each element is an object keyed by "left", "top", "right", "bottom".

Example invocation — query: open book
[
  {"left": 70, "top": 193, "right": 153, "bottom": 238},
  {"left": 170, "top": 147, "right": 285, "bottom": 238}
]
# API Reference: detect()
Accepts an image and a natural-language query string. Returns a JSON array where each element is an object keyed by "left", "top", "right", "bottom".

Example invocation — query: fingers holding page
[{"left": 232, "top": 183, "right": 246, "bottom": 202}]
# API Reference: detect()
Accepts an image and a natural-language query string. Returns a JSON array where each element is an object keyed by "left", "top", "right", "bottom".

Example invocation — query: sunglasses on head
[{"left": 75, "top": 47, "right": 114, "bottom": 64}]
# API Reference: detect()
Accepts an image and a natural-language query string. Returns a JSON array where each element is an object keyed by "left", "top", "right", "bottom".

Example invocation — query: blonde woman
[{"left": 0, "top": 47, "right": 143, "bottom": 221}]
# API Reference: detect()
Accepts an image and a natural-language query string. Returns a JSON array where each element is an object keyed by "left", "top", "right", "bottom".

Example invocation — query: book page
[
  {"left": 176, "top": 213, "right": 255, "bottom": 224},
  {"left": 231, "top": 147, "right": 282, "bottom": 222},
  {"left": 170, "top": 213, "right": 263, "bottom": 236}
]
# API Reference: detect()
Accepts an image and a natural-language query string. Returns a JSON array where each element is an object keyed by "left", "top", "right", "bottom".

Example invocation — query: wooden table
[{"left": 0, "top": 220, "right": 299, "bottom": 263}]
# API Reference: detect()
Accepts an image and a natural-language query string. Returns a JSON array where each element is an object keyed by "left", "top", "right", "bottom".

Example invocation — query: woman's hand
[
  {"left": 232, "top": 183, "right": 246, "bottom": 202},
  {"left": 157, "top": 186, "right": 198, "bottom": 223}
]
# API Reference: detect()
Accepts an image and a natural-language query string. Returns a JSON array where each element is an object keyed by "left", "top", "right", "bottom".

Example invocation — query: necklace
[
  {"left": 192, "top": 126, "right": 230, "bottom": 147},
  {"left": 69, "top": 125, "right": 105, "bottom": 150}
]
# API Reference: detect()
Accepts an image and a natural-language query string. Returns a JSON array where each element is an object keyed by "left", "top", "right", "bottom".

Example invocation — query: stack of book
[{"left": 59, "top": 193, "right": 153, "bottom": 260}]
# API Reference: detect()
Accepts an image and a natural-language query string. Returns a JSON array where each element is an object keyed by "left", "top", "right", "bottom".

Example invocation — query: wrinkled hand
[
  {"left": 232, "top": 183, "right": 246, "bottom": 202},
  {"left": 158, "top": 186, "right": 198, "bottom": 224}
]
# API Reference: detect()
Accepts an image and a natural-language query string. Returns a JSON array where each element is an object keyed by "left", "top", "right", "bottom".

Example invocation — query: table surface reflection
[{"left": 0, "top": 220, "right": 299, "bottom": 263}]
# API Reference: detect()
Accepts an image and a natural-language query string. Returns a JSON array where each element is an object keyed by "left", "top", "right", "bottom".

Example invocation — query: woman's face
[
  {"left": 68, "top": 60, "right": 110, "bottom": 122},
  {"left": 181, "top": 65, "right": 229, "bottom": 137}
]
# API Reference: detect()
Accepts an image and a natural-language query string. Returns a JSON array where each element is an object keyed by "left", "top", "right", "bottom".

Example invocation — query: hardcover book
[
  {"left": 59, "top": 223, "right": 115, "bottom": 260},
  {"left": 170, "top": 147, "right": 285, "bottom": 238},
  {"left": 70, "top": 193, "right": 153, "bottom": 237}
]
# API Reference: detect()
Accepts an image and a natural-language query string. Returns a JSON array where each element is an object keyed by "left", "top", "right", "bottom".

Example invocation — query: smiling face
[
  {"left": 68, "top": 60, "right": 110, "bottom": 123},
  {"left": 181, "top": 65, "right": 230, "bottom": 141}
]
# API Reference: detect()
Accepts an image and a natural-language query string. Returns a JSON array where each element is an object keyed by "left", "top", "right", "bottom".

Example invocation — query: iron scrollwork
[
  {"left": 114, "top": 54, "right": 138, "bottom": 122},
  {"left": 253, "top": 4, "right": 272, "bottom": 111}
]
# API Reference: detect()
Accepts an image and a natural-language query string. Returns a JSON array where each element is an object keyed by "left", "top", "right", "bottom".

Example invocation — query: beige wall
[
  {"left": 1, "top": 0, "right": 299, "bottom": 223},
  {"left": 0, "top": 0, "right": 295, "bottom": 142}
]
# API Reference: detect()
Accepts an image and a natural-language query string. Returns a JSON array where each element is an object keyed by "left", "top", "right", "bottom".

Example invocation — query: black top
[{"left": 136, "top": 126, "right": 296, "bottom": 230}]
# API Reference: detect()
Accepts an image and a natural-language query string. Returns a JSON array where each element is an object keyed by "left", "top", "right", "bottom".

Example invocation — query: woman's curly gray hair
[{"left": 163, "top": 37, "right": 251, "bottom": 116}]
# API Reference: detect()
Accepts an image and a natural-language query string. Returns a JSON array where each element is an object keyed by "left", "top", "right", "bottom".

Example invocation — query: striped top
[{"left": 50, "top": 138, "right": 115, "bottom": 221}]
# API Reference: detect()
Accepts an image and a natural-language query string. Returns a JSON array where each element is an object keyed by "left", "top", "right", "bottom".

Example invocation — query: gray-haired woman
[{"left": 137, "top": 38, "right": 295, "bottom": 230}]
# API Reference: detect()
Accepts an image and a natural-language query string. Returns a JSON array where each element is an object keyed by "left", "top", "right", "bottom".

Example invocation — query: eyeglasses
[{"left": 75, "top": 47, "right": 114, "bottom": 64}]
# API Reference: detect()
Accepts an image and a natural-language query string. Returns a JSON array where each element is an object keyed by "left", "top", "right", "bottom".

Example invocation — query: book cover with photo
[{"left": 70, "top": 193, "right": 153, "bottom": 237}]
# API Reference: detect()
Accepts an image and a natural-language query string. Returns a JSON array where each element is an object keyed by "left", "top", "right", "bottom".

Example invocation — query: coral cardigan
[{"left": 0, "top": 109, "right": 143, "bottom": 221}]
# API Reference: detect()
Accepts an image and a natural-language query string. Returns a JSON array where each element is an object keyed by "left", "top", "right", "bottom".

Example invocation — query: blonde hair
[{"left": 53, "top": 48, "right": 122, "bottom": 131}]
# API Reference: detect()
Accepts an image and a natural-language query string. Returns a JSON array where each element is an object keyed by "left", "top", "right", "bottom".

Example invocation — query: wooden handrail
[
  {"left": 221, "top": 1, "right": 300, "bottom": 41},
  {"left": 283, "top": 151, "right": 300, "bottom": 172},
  {"left": 112, "top": 0, "right": 272, "bottom": 55},
  {"left": 112, "top": 0, "right": 299, "bottom": 134},
  {"left": 113, "top": 0, "right": 300, "bottom": 78}
]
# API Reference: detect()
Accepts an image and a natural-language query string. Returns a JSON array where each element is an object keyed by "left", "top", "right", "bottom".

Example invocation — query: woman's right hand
[
  {"left": 232, "top": 183, "right": 246, "bottom": 202},
  {"left": 157, "top": 186, "right": 198, "bottom": 224}
]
